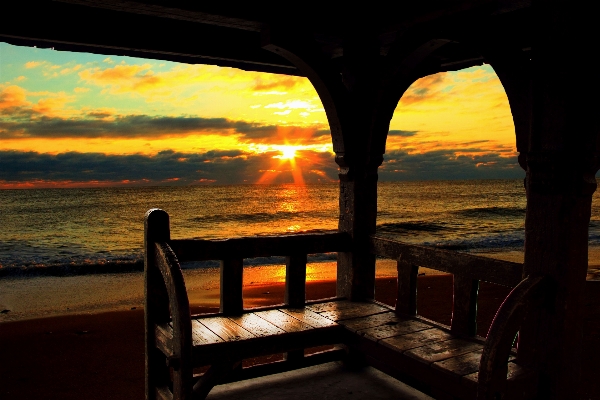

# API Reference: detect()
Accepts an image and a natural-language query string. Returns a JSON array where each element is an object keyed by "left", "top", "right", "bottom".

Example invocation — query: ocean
[{"left": 2, "top": 179, "right": 600, "bottom": 277}]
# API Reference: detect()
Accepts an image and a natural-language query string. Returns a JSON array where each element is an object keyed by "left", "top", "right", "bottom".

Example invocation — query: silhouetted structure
[{"left": 3, "top": 1, "right": 599, "bottom": 399}]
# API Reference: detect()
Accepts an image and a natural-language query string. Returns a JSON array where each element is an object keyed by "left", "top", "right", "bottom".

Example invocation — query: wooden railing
[
  {"left": 146, "top": 206, "right": 524, "bottom": 337},
  {"left": 369, "top": 235, "right": 524, "bottom": 337},
  {"left": 168, "top": 232, "right": 351, "bottom": 314},
  {"left": 146, "top": 209, "right": 535, "bottom": 399}
]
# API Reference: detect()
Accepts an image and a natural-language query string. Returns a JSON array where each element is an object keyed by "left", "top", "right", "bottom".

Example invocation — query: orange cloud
[
  {"left": 25, "top": 61, "right": 43, "bottom": 69},
  {"left": 79, "top": 64, "right": 158, "bottom": 93},
  {"left": 0, "top": 85, "right": 30, "bottom": 111},
  {"left": 398, "top": 74, "right": 447, "bottom": 106},
  {"left": 253, "top": 75, "right": 303, "bottom": 92},
  {"left": 30, "top": 92, "right": 76, "bottom": 117}
]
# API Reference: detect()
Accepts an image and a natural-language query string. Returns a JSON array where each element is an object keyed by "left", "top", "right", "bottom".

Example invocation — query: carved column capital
[{"left": 525, "top": 151, "right": 597, "bottom": 196}]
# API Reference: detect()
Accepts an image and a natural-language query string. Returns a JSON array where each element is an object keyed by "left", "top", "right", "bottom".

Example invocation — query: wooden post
[
  {"left": 262, "top": 30, "right": 418, "bottom": 302},
  {"left": 285, "top": 254, "right": 307, "bottom": 308},
  {"left": 335, "top": 33, "right": 384, "bottom": 302},
  {"left": 396, "top": 259, "right": 418, "bottom": 316},
  {"left": 220, "top": 258, "right": 244, "bottom": 315},
  {"left": 285, "top": 254, "right": 308, "bottom": 362},
  {"left": 451, "top": 275, "right": 479, "bottom": 337},
  {"left": 144, "top": 209, "right": 171, "bottom": 400}
]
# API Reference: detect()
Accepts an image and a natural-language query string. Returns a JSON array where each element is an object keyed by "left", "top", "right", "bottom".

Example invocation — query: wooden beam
[
  {"left": 56, "top": 0, "right": 263, "bottom": 31},
  {"left": 169, "top": 232, "right": 351, "bottom": 261}
]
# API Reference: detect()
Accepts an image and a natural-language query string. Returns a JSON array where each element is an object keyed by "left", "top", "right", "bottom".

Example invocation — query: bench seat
[
  {"left": 145, "top": 211, "right": 544, "bottom": 399},
  {"left": 154, "top": 299, "right": 536, "bottom": 399}
]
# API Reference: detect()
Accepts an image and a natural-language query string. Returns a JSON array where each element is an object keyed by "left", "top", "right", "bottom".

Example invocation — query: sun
[{"left": 280, "top": 146, "right": 297, "bottom": 159}]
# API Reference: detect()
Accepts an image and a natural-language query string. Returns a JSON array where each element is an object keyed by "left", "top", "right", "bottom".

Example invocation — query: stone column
[
  {"left": 518, "top": 1, "right": 600, "bottom": 397},
  {"left": 334, "top": 34, "right": 386, "bottom": 301}
]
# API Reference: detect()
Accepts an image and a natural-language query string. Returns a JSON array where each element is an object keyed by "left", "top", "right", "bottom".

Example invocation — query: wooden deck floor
[
  {"left": 180, "top": 300, "right": 534, "bottom": 398},
  {"left": 207, "top": 362, "right": 432, "bottom": 400}
]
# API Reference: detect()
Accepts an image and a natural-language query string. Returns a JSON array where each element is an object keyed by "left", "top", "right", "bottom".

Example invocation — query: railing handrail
[
  {"left": 369, "top": 235, "right": 523, "bottom": 287},
  {"left": 168, "top": 231, "right": 352, "bottom": 262}
]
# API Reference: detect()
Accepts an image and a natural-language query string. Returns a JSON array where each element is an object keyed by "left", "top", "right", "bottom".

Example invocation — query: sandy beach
[{"left": 1, "top": 252, "right": 600, "bottom": 399}]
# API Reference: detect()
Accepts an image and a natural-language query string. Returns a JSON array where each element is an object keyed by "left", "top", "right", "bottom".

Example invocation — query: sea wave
[
  {"left": 453, "top": 206, "right": 525, "bottom": 218},
  {"left": 0, "top": 259, "right": 144, "bottom": 278},
  {"left": 426, "top": 232, "right": 525, "bottom": 251},
  {"left": 190, "top": 210, "right": 330, "bottom": 224},
  {"left": 0, "top": 252, "right": 339, "bottom": 278},
  {"left": 377, "top": 221, "right": 448, "bottom": 234}
]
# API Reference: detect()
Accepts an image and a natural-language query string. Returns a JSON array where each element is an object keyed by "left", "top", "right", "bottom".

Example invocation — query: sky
[{"left": 0, "top": 42, "right": 523, "bottom": 188}]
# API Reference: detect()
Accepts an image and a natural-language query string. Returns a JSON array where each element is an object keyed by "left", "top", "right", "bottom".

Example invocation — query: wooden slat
[
  {"left": 220, "top": 258, "right": 243, "bottom": 315},
  {"left": 432, "top": 349, "right": 483, "bottom": 378},
  {"left": 227, "top": 313, "right": 286, "bottom": 337},
  {"left": 306, "top": 300, "right": 355, "bottom": 313},
  {"left": 434, "top": 351, "right": 516, "bottom": 379},
  {"left": 358, "top": 319, "right": 431, "bottom": 341},
  {"left": 397, "top": 259, "right": 418, "bottom": 315},
  {"left": 380, "top": 328, "right": 453, "bottom": 352},
  {"left": 369, "top": 236, "right": 523, "bottom": 287},
  {"left": 256, "top": 309, "right": 314, "bottom": 333},
  {"left": 462, "top": 361, "right": 534, "bottom": 387},
  {"left": 405, "top": 338, "right": 483, "bottom": 365},
  {"left": 191, "top": 320, "right": 224, "bottom": 346},
  {"left": 169, "top": 232, "right": 351, "bottom": 262},
  {"left": 154, "top": 323, "right": 174, "bottom": 357},
  {"left": 155, "top": 386, "right": 173, "bottom": 400},
  {"left": 317, "top": 303, "right": 389, "bottom": 322},
  {"left": 198, "top": 317, "right": 256, "bottom": 342},
  {"left": 285, "top": 254, "right": 307, "bottom": 308},
  {"left": 339, "top": 311, "right": 404, "bottom": 332},
  {"left": 280, "top": 308, "right": 337, "bottom": 328},
  {"left": 451, "top": 275, "right": 479, "bottom": 336}
]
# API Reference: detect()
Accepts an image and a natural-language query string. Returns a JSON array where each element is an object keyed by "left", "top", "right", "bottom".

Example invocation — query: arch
[
  {"left": 379, "top": 30, "right": 530, "bottom": 172},
  {"left": 261, "top": 28, "right": 349, "bottom": 165}
]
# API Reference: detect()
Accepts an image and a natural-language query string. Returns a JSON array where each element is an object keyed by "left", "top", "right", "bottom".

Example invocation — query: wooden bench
[{"left": 145, "top": 209, "right": 550, "bottom": 400}]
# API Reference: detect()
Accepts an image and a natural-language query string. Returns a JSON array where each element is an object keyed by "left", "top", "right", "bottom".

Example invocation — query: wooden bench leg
[
  {"left": 192, "top": 361, "right": 241, "bottom": 400},
  {"left": 343, "top": 346, "right": 368, "bottom": 371},
  {"left": 285, "top": 349, "right": 305, "bottom": 366}
]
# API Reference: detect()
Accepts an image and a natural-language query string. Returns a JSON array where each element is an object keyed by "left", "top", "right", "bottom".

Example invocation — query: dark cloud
[
  {"left": 0, "top": 147, "right": 528, "bottom": 187},
  {"left": 379, "top": 149, "right": 525, "bottom": 181},
  {"left": 0, "top": 149, "right": 339, "bottom": 185},
  {"left": 0, "top": 114, "right": 278, "bottom": 139},
  {"left": 0, "top": 113, "right": 334, "bottom": 144},
  {"left": 388, "top": 130, "right": 417, "bottom": 137}
]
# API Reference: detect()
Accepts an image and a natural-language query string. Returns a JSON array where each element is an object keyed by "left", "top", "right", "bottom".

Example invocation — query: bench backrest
[
  {"left": 147, "top": 209, "right": 524, "bottom": 337},
  {"left": 167, "top": 232, "right": 351, "bottom": 314},
  {"left": 369, "top": 235, "right": 524, "bottom": 337}
]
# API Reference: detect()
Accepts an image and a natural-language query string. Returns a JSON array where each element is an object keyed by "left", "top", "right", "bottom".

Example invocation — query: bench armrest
[{"left": 478, "top": 275, "right": 553, "bottom": 399}]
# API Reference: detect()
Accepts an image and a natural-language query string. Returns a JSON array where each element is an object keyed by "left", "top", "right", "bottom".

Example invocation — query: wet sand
[{"left": 2, "top": 252, "right": 600, "bottom": 399}]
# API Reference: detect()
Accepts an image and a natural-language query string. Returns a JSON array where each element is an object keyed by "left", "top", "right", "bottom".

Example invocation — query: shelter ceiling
[{"left": 2, "top": 0, "right": 532, "bottom": 77}]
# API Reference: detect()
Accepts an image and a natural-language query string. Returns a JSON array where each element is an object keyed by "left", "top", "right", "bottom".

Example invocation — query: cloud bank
[{"left": 0, "top": 148, "right": 524, "bottom": 188}]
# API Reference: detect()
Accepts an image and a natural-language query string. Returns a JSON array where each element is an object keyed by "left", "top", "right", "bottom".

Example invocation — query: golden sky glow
[{"left": 0, "top": 42, "right": 522, "bottom": 187}]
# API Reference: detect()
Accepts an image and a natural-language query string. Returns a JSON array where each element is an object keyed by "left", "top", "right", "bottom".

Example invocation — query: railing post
[
  {"left": 144, "top": 209, "right": 171, "bottom": 400},
  {"left": 285, "top": 254, "right": 308, "bottom": 363},
  {"left": 285, "top": 254, "right": 307, "bottom": 308},
  {"left": 451, "top": 275, "right": 479, "bottom": 337},
  {"left": 396, "top": 259, "right": 418, "bottom": 316},
  {"left": 220, "top": 258, "right": 244, "bottom": 315}
]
